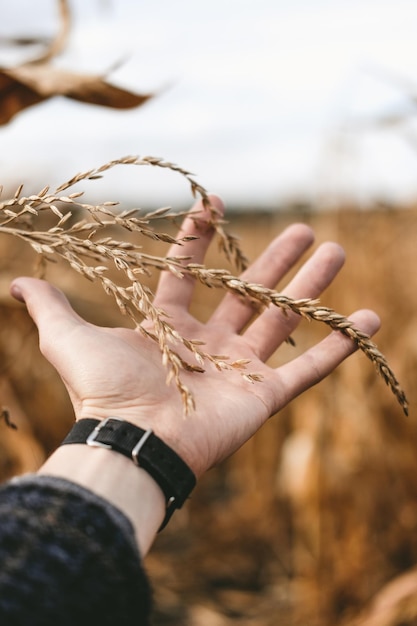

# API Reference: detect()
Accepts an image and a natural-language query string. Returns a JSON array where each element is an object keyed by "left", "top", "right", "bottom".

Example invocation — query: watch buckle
[{"left": 86, "top": 416, "right": 123, "bottom": 449}]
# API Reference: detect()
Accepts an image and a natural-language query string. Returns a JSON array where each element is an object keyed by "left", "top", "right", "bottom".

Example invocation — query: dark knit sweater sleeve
[{"left": 0, "top": 474, "right": 152, "bottom": 625}]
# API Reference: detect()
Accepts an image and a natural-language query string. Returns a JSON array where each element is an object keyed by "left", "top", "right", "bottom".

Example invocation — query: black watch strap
[{"left": 61, "top": 417, "right": 196, "bottom": 531}]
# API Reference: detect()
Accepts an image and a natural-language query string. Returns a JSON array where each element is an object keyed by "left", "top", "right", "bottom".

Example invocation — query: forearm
[
  {"left": 39, "top": 443, "right": 165, "bottom": 556},
  {"left": 0, "top": 474, "right": 153, "bottom": 624}
]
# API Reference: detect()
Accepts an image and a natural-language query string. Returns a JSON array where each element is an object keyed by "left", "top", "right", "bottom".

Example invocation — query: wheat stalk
[
  {"left": 54, "top": 155, "right": 249, "bottom": 271},
  {"left": 182, "top": 265, "right": 408, "bottom": 414},
  {"left": 0, "top": 156, "right": 408, "bottom": 415}
]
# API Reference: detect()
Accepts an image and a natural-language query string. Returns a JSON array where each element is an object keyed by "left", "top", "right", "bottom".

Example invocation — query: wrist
[{"left": 75, "top": 404, "right": 203, "bottom": 477}]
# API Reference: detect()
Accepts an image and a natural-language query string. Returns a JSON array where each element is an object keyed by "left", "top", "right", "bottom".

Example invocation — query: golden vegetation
[
  {"left": 0, "top": 158, "right": 407, "bottom": 416},
  {"left": 147, "top": 205, "right": 417, "bottom": 626},
  {"left": 0, "top": 186, "right": 416, "bottom": 625}
]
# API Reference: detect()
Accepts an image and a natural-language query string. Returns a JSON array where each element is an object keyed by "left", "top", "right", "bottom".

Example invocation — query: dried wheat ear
[{"left": 0, "top": 155, "right": 408, "bottom": 416}]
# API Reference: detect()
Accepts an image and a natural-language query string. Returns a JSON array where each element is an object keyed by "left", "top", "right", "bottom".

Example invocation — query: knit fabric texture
[{"left": 0, "top": 475, "right": 151, "bottom": 625}]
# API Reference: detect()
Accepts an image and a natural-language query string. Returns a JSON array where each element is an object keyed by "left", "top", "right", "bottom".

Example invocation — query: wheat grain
[
  {"left": 0, "top": 156, "right": 408, "bottom": 415},
  {"left": 183, "top": 265, "right": 409, "bottom": 414}
]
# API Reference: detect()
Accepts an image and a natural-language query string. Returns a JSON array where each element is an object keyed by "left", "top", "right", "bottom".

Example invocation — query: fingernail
[{"left": 10, "top": 282, "right": 23, "bottom": 302}]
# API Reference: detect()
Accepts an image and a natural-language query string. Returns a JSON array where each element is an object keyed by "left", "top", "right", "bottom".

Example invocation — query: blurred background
[
  {"left": 3, "top": 0, "right": 417, "bottom": 208},
  {"left": 1, "top": 1, "right": 417, "bottom": 625}
]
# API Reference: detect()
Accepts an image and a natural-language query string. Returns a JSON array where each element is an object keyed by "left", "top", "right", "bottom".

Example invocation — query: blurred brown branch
[{"left": 0, "top": 0, "right": 153, "bottom": 125}]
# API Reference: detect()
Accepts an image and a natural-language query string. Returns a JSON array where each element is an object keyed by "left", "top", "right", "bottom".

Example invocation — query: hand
[{"left": 10, "top": 196, "right": 380, "bottom": 478}]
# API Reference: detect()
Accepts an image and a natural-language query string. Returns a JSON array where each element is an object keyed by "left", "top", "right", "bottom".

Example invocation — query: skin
[{"left": 10, "top": 195, "right": 380, "bottom": 554}]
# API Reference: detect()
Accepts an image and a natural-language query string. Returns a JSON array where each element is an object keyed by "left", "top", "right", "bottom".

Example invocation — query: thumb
[{"left": 10, "top": 277, "right": 85, "bottom": 355}]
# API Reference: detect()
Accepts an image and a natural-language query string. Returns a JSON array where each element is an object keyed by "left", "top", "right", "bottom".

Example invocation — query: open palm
[{"left": 11, "top": 196, "right": 379, "bottom": 476}]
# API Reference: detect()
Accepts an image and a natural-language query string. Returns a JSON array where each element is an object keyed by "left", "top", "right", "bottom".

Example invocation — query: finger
[
  {"left": 209, "top": 223, "right": 315, "bottom": 331},
  {"left": 10, "top": 277, "right": 85, "bottom": 360},
  {"left": 273, "top": 309, "right": 381, "bottom": 410},
  {"left": 245, "top": 242, "right": 345, "bottom": 360},
  {"left": 153, "top": 194, "right": 225, "bottom": 311}
]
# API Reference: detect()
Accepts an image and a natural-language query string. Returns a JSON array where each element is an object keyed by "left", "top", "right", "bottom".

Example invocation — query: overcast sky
[{"left": 1, "top": 0, "right": 417, "bottom": 209}]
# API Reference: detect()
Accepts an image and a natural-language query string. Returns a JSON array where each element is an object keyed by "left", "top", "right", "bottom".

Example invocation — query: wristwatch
[{"left": 61, "top": 417, "right": 197, "bottom": 530}]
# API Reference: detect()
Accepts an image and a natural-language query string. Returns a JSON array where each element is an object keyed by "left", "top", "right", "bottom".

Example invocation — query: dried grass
[{"left": 0, "top": 155, "right": 408, "bottom": 415}]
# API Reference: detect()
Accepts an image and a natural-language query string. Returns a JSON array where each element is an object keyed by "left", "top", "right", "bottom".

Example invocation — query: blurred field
[{"left": 1, "top": 203, "right": 417, "bottom": 625}]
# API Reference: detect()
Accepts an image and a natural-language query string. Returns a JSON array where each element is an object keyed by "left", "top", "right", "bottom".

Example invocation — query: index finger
[{"left": 153, "top": 195, "right": 225, "bottom": 311}]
